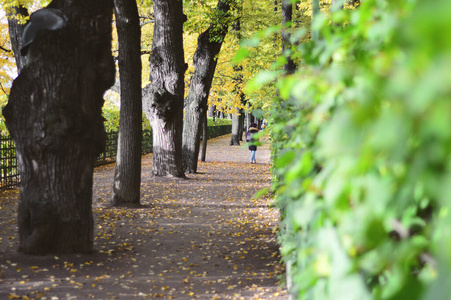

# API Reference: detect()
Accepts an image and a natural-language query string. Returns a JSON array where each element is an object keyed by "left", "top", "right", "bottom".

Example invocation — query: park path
[{"left": 0, "top": 133, "right": 287, "bottom": 299}]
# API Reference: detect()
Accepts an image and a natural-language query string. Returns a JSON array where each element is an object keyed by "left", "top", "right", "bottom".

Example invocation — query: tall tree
[
  {"left": 111, "top": 0, "right": 142, "bottom": 206},
  {"left": 3, "top": 0, "right": 115, "bottom": 254},
  {"left": 6, "top": 4, "right": 28, "bottom": 73},
  {"left": 200, "top": 111, "right": 208, "bottom": 162},
  {"left": 229, "top": 110, "right": 241, "bottom": 145},
  {"left": 182, "top": 0, "right": 231, "bottom": 174},
  {"left": 142, "top": 0, "right": 186, "bottom": 177},
  {"left": 229, "top": 11, "right": 243, "bottom": 146},
  {"left": 282, "top": 0, "right": 295, "bottom": 74}
]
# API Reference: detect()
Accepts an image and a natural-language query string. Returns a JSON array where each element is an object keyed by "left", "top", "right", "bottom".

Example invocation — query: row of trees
[
  {"left": 4, "top": 0, "right": 450, "bottom": 298},
  {"left": 0, "top": 0, "right": 283, "bottom": 255}
]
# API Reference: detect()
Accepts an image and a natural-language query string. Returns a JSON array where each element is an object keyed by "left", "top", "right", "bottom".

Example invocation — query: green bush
[
  {"left": 102, "top": 105, "right": 121, "bottom": 132},
  {"left": 207, "top": 117, "right": 232, "bottom": 126},
  {"left": 267, "top": 0, "right": 451, "bottom": 299},
  {"left": 0, "top": 95, "right": 9, "bottom": 135},
  {"left": 102, "top": 105, "right": 152, "bottom": 132}
]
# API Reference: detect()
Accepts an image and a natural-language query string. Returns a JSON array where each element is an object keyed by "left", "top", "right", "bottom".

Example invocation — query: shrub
[
  {"left": 102, "top": 105, "right": 152, "bottom": 132},
  {"left": 207, "top": 117, "right": 232, "bottom": 127},
  {"left": 269, "top": 1, "right": 451, "bottom": 299}
]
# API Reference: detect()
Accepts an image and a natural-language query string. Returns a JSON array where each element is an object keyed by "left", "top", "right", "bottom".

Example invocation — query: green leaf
[
  {"left": 232, "top": 47, "right": 250, "bottom": 64},
  {"left": 252, "top": 188, "right": 269, "bottom": 199},
  {"left": 245, "top": 70, "right": 280, "bottom": 94}
]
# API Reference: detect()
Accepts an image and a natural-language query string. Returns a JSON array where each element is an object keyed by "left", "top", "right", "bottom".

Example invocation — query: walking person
[{"left": 246, "top": 123, "right": 259, "bottom": 164}]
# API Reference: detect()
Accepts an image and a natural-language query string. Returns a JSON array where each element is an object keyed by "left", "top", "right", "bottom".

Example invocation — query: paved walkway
[{"left": 0, "top": 133, "right": 287, "bottom": 299}]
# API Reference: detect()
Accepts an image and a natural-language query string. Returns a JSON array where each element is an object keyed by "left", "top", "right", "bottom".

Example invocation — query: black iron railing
[{"left": 0, "top": 135, "right": 20, "bottom": 191}]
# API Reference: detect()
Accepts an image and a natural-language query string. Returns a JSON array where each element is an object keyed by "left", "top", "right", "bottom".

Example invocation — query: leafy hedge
[
  {"left": 207, "top": 117, "right": 232, "bottom": 126},
  {"left": 268, "top": 1, "right": 451, "bottom": 299},
  {"left": 102, "top": 106, "right": 152, "bottom": 132},
  {"left": 103, "top": 107, "right": 231, "bottom": 132}
]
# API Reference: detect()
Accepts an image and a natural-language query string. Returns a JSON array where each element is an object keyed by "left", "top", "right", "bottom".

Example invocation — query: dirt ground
[{"left": 0, "top": 133, "right": 288, "bottom": 299}]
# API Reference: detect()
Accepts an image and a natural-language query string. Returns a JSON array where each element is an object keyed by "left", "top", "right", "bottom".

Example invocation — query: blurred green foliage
[{"left": 257, "top": 0, "right": 451, "bottom": 299}]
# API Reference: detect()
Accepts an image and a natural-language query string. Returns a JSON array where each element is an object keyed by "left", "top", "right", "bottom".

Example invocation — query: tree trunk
[
  {"left": 246, "top": 104, "right": 251, "bottom": 131},
  {"left": 143, "top": 0, "right": 186, "bottom": 177},
  {"left": 229, "top": 111, "right": 241, "bottom": 145},
  {"left": 6, "top": 4, "right": 28, "bottom": 73},
  {"left": 238, "top": 109, "right": 246, "bottom": 141},
  {"left": 208, "top": 104, "right": 216, "bottom": 119},
  {"left": 282, "top": 0, "right": 296, "bottom": 74},
  {"left": 201, "top": 111, "right": 208, "bottom": 162},
  {"left": 182, "top": 0, "right": 231, "bottom": 174},
  {"left": 111, "top": 0, "right": 142, "bottom": 206},
  {"left": 2, "top": 0, "right": 115, "bottom": 255},
  {"left": 150, "top": 114, "right": 184, "bottom": 176},
  {"left": 229, "top": 6, "right": 244, "bottom": 146}
]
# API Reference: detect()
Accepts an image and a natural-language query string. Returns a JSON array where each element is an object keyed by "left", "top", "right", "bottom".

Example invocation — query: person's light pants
[{"left": 250, "top": 150, "right": 256, "bottom": 162}]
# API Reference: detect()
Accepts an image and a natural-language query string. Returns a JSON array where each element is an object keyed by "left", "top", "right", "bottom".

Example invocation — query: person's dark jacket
[{"left": 247, "top": 126, "right": 259, "bottom": 151}]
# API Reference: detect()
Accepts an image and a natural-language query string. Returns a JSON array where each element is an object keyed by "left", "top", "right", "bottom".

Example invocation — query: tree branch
[
  {"left": 0, "top": 46, "right": 12, "bottom": 53},
  {"left": 0, "top": 81, "right": 8, "bottom": 95},
  {"left": 140, "top": 20, "right": 154, "bottom": 27},
  {"left": 215, "top": 70, "right": 239, "bottom": 82}
]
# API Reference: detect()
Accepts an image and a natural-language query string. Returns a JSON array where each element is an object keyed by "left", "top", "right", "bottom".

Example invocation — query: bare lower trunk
[
  {"left": 201, "top": 112, "right": 208, "bottom": 162},
  {"left": 112, "top": 0, "right": 142, "bottom": 206},
  {"left": 143, "top": 0, "right": 186, "bottom": 177},
  {"left": 151, "top": 115, "right": 184, "bottom": 177},
  {"left": 3, "top": 0, "right": 115, "bottom": 255},
  {"left": 238, "top": 110, "right": 245, "bottom": 141},
  {"left": 183, "top": 104, "right": 204, "bottom": 173},
  {"left": 208, "top": 104, "right": 216, "bottom": 119},
  {"left": 230, "top": 112, "right": 241, "bottom": 146}
]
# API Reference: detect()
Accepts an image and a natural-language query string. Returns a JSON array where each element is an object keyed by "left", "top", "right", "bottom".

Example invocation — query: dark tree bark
[
  {"left": 238, "top": 109, "right": 245, "bottom": 140},
  {"left": 282, "top": 0, "right": 296, "bottom": 74},
  {"left": 200, "top": 110, "right": 208, "bottom": 162},
  {"left": 143, "top": 0, "right": 186, "bottom": 177},
  {"left": 229, "top": 12, "right": 246, "bottom": 146},
  {"left": 112, "top": 0, "right": 143, "bottom": 206},
  {"left": 246, "top": 103, "right": 252, "bottom": 131},
  {"left": 182, "top": 0, "right": 231, "bottom": 174},
  {"left": 2, "top": 0, "right": 115, "bottom": 255},
  {"left": 6, "top": 4, "right": 29, "bottom": 73}
]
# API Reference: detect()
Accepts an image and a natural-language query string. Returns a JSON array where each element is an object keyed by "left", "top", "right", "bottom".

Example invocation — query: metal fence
[
  {"left": 0, "top": 125, "right": 231, "bottom": 191},
  {"left": 0, "top": 136, "right": 20, "bottom": 191},
  {"left": 96, "top": 131, "right": 119, "bottom": 166}
]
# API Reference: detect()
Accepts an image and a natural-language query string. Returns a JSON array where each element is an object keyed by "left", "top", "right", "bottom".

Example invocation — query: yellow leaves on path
[{"left": 0, "top": 134, "right": 286, "bottom": 299}]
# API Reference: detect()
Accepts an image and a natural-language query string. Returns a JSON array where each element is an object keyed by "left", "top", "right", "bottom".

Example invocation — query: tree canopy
[
  {"left": 0, "top": 0, "right": 290, "bottom": 116},
  {"left": 4, "top": 0, "right": 451, "bottom": 297}
]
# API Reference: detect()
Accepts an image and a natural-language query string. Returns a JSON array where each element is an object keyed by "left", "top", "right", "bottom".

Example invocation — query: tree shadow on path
[{"left": 0, "top": 134, "right": 287, "bottom": 299}]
